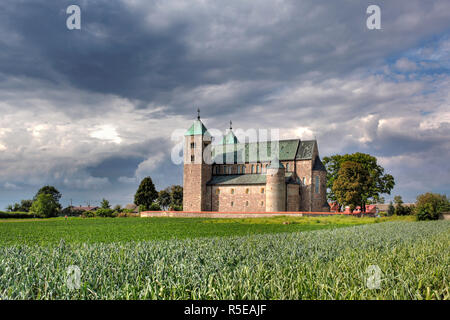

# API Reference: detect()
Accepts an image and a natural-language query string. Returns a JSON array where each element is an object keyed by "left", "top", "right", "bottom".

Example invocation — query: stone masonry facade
[{"left": 182, "top": 115, "right": 330, "bottom": 212}]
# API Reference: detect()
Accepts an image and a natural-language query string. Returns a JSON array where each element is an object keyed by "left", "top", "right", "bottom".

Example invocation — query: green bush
[
  {"left": 387, "top": 202, "right": 395, "bottom": 216},
  {"left": 170, "top": 204, "right": 183, "bottom": 211},
  {"left": 395, "top": 204, "right": 414, "bottom": 216},
  {"left": 95, "top": 208, "right": 115, "bottom": 217},
  {"left": 81, "top": 211, "right": 96, "bottom": 218},
  {"left": 0, "top": 211, "right": 35, "bottom": 219},
  {"left": 149, "top": 202, "right": 161, "bottom": 211},
  {"left": 416, "top": 203, "right": 439, "bottom": 221}
]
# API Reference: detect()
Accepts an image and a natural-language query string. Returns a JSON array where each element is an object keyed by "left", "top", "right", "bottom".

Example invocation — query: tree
[
  {"left": 6, "top": 199, "right": 33, "bottom": 212},
  {"left": 170, "top": 185, "right": 183, "bottom": 207},
  {"left": 30, "top": 193, "right": 59, "bottom": 218},
  {"left": 34, "top": 186, "right": 62, "bottom": 209},
  {"left": 323, "top": 153, "right": 395, "bottom": 212},
  {"left": 157, "top": 189, "right": 171, "bottom": 210},
  {"left": 100, "top": 198, "right": 111, "bottom": 209},
  {"left": 387, "top": 202, "right": 395, "bottom": 216},
  {"left": 394, "top": 196, "right": 403, "bottom": 206},
  {"left": 134, "top": 177, "right": 158, "bottom": 211},
  {"left": 332, "top": 161, "right": 372, "bottom": 212},
  {"left": 415, "top": 193, "right": 450, "bottom": 221}
]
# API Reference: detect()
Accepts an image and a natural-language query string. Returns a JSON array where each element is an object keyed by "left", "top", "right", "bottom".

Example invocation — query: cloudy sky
[{"left": 0, "top": 0, "right": 449, "bottom": 208}]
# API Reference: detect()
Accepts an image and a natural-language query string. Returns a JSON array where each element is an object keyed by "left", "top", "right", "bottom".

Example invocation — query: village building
[{"left": 182, "top": 113, "right": 330, "bottom": 212}]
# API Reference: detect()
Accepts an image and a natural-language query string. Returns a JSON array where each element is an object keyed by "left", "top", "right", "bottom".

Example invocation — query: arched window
[
  {"left": 256, "top": 164, "right": 260, "bottom": 173},
  {"left": 315, "top": 176, "right": 320, "bottom": 193},
  {"left": 251, "top": 165, "right": 254, "bottom": 173}
]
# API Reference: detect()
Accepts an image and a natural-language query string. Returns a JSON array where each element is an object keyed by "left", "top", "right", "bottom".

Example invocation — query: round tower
[{"left": 266, "top": 158, "right": 286, "bottom": 212}]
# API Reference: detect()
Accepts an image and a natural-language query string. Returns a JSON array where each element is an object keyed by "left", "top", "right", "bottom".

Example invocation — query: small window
[
  {"left": 261, "top": 201, "right": 264, "bottom": 206},
  {"left": 215, "top": 189, "right": 220, "bottom": 195},
  {"left": 251, "top": 165, "right": 254, "bottom": 173},
  {"left": 285, "top": 163, "right": 289, "bottom": 171},
  {"left": 242, "top": 165, "right": 246, "bottom": 174},
  {"left": 256, "top": 164, "right": 260, "bottom": 173},
  {"left": 191, "top": 155, "right": 195, "bottom": 162},
  {"left": 315, "top": 176, "right": 320, "bottom": 194},
  {"left": 231, "top": 201, "right": 234, "bottom": 207},
  {"left": 245, "top": 188, "right": 249, "bottom": 194},
  {"left": 231, "top": 188, "right": 235, "bottom": 194},
  {"left": 190, "top": 142, "right": 195, "bottom": 148},
  {"left": 261, "top": 188, "right": 265, "bottom": 194},
  {"left": 245, "top": 201, "right": 249, "bottom": 207}
]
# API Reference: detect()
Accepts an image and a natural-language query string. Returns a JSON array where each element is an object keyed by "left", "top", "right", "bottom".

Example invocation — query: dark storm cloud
[{"left": 1, "top": 0, "right": 449, "bottom": 117}]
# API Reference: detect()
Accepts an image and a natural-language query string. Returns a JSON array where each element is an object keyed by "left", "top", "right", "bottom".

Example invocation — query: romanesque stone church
[{"left": 183, "top": 113, "right": 330, "bottom": 212}]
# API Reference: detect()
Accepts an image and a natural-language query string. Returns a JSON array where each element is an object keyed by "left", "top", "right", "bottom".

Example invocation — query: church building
[{"left": 183, "top": 112, "right": 330, "bottom": 212}]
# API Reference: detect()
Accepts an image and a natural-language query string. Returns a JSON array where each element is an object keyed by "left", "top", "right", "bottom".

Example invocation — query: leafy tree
[
  {"left": 6, "top": 199, "right": 33, "bottom": 212},
  {"left": 332, "top": 161, "right": 372, "bottom": 212},
  {"left": 323, "top": 153, "right": 394, "bottom": 212},
  {"left": 34, "top": 186, "right": 62, "bottom": 209},
  {"left": 30, "top": 193, "right": 59, "bottom": 218},
  {"left": 113, "top": 204, "right": 122, "bottom": 212},
  {"left": 100, "top": 198, "right": 111, "bottom": 209},
  {"left": 394, "top": 196, "right": 403, "bottom": 205},
  {"left": 387, "top": 202, "right": 395, "bottom": 216},
  {"left": 415, "top": 193, "right": 449, "bottom": 221},
  {"left": 134, "top": 177, "right": 158, "bottom": 211},
  {"left": 170, "top": 185, "right": 183, "bottom": 207},
  {"left": 149, "top": 202, "right": 161, "bottom": 211},
  {"left": 157, "top": 189, "right": 171, "bottom": 210}
]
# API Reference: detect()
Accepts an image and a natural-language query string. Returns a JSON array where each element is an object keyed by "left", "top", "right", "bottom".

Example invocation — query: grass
[
  {"left": 0, "top": 220, "right": 448, "bottom": 299},
  {"left": 0, "top": 215, "right": 362, "bottom": 246},
  {"left": 0, "top": 215, "right": 414, "bottom": 246}
]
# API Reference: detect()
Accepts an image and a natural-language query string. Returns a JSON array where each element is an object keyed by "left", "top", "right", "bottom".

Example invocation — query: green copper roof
[
  {"left": 296, "top": 140, "right": 316, "bottom": 160},
  {"left": 207, "top": 172, "right": 298, "bottom": 185},
  {"left": 184, "top": 120, "right": 210, "bottom": 136},
  {"left": 212, "top": 139, "right": 301, "bottom": 163},
  {"left": 220, "top": 130, "right": 239, "bottom": 145}
]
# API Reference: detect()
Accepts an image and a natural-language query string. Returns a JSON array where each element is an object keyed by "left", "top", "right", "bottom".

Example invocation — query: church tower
[{"left": 183, "top": 110, "right": 212, "bottom": 211}]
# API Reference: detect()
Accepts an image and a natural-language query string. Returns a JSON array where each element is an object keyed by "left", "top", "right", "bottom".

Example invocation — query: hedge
[{"left": 0, "top": 211, "right": 36, "bottom": 219}]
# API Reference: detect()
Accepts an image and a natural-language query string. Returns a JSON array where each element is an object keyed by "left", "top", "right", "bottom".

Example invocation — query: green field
[
  {"left": 0, "top": 215, "right": 412, "bottom": 246},
  {"left": 0, "top": 220, "right": 448, "bottom": 299}
]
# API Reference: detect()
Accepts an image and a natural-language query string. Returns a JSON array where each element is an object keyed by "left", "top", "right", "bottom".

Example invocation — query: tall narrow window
[
  {"left": 237, "top": 166, "right": 241, "bottom": 174},
  {"left": 191, "top": 155, "right": 195, "bottom": 162},
  {"left": 251, "top": 165, "right": 254, "bottom": 173},
  {"left": 303, "top": 177, "right": 306, "bottom": 185},
  {"left": 228, "top": 166, "right": 232, "bottom": 174},
  {"left": 242, "top": 165, "right": 246, "bottom": 174},
  {"left": 285, "top": 163, "right": 289, "bottom": 172},
  {"left": 190, "top": 142, "right": 195, "bottom": 148},
  {"left": 231, "top": 188, "right": 235, "bottom": 194},
  {"left": 315, "top": 176, "right": 320, "bottom": 193}
]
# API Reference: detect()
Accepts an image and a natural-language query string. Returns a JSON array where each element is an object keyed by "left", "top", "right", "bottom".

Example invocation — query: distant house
[
  {"left": 73, "top": 205, "right": 99, "bottom": 212},
  {"left": 125, "top": 204, "right": 139, "bottom": 213}
]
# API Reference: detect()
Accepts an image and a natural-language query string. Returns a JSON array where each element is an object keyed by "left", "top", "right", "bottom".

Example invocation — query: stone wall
[
  {"left": 210, "top": 185, "right": 266, "bottom": 212},
  {"left": 287, "top": 184, "right": 300, "bottom": 211}
]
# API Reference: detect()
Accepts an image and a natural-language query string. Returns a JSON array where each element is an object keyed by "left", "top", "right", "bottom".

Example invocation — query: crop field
[
  {"left": 0, "top": 215, "right": 410, "bottom": 246},
  {"left": 0, "top": 220, "right": 448, "bottom": 299}
]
